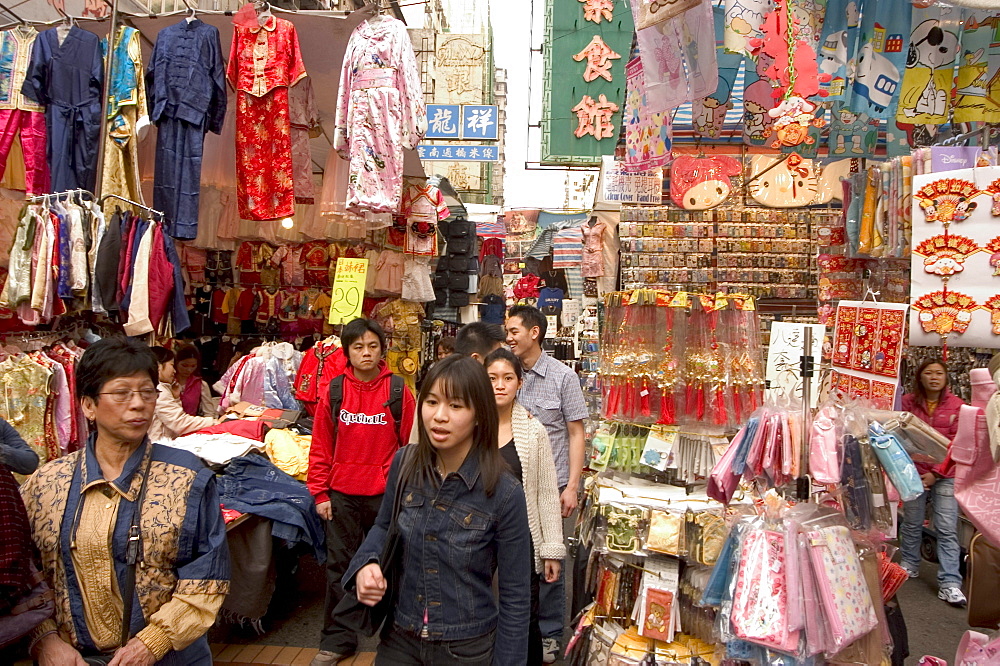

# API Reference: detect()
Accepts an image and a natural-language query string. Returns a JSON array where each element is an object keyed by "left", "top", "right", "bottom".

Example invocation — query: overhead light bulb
[{"left": 280, "top": 217, "right": 294, "bottom": 229}]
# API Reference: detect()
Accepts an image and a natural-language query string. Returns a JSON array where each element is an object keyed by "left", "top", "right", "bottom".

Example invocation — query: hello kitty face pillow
[
  {"left": 748, "top": 154, "right": 818, "bottom": 207},
  {"left": 670, "top": 155, "right": 743, "bottom": 210}
]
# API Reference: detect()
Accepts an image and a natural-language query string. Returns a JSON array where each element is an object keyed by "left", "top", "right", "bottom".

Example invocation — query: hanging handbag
[
  {"left": 333, "top": 447, "right": 412, "bottom": 637},
  {"left": 953, "top": 405, "right": 1000, "bottom": 549},
  {"left": 955, "top": 629, "right": 1000, "bottom": 665},
  {"left": 967, "top": 532, "right": 1000, "bottom": 630},
  {"left": 841, "top": 435, "right": 873, "bottom": 531},
  {"left": 875, "top": 411, "right": 950, "bottom": 464},
  {"left": 971, "top": 367, "right": 996, "bottom": 409},
  {"left": 0, "top": 562, "right": 54, "bottom": 650},
  {"left": 868, "top": 425, "right": 924, "bottom": 502}
]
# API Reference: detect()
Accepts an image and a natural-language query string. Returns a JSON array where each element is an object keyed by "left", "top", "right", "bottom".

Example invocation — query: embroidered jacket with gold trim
[{"left": 20, "top": 435, "right": 230, "bottom": 664}]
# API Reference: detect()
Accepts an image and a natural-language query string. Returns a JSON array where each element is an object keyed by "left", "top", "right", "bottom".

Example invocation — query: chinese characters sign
[
  {"left": 542, "top": 0, "right": 633, "bottom": 165},
  {"left": 417, "top": 145, "right": 499, "bottom": 161},
  {"left": 425, "top": 104, "right": 499, "bottom": 140},
  {"left": 426, "top": 105, "right": 460, "bottom": 139},
  {"left": 328, "top": 258, "right": 368, "bottom": 325}
]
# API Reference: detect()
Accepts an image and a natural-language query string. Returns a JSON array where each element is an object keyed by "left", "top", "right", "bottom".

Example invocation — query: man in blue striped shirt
[{"left": 506, "top": 304, "right": 589, "bottom": 662}]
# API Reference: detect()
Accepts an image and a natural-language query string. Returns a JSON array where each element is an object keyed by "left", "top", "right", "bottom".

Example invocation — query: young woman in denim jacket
[{"left": 344, "top": 354, "right": 531, "bottom": 665}]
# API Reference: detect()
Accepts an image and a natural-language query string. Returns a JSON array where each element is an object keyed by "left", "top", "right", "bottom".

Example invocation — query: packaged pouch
[
  {"left": 868, "top": 425, "right": 924, "bottom": 502},
  {"left": 730, "top": 528, "right": 800, "bottom": 653},
  {"left": 841, "top": 435, "right": 873, "bottom": 530},
  {"left": 858, "top": 433, "right": 892, "bottom": 529},
  {"left": 646, "top": 509, "right": 684, "bottom": 556},
  {"left": 701, "top": 520, "right": 745, "bottom": 607},
  {"left": 810, "top": 405, "right": 842, "bottom": 483},
  {"left": 805, "top": 525, "right": 878, "bottom": 653}
]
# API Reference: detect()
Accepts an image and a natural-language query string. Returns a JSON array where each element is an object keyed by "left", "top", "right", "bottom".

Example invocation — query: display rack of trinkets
[
  {"left": 619, "top": 206, "right": 838, "bottom": 300},
  {"left": 567, "top": 476, "right": 747, "bottom": 664},
  {"left": 564, "top": 289, "right": 769, "bottom": 662}
]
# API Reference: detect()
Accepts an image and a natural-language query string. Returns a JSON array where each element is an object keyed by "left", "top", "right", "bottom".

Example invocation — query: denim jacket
[{"left": 344, "top": 445, "right": 531, "bottom": 666}]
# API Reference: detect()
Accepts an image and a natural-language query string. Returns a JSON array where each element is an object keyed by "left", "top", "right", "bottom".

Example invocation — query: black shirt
[{"left": 500, "top": 438, "right": 522, "bottom": 484}]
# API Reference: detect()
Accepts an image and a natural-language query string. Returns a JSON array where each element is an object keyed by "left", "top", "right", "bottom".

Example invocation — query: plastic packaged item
[
  {"left": 868, "top": 424, "right": 924, "bottom": 502},
  {"left": 804, "top": 525, "right": 879, "bottom": 652},
  {"left": 841, "top": 435, "right": 874, "bottom": 530},
  {"left": 868, "top": 409, "right": 949, "bottom": 464},
  {"left": 730, "top": 527, "right": 800, "bottom": 653},
  {"left": 809, "top": 403, "right": 842, "bottom": 483}
]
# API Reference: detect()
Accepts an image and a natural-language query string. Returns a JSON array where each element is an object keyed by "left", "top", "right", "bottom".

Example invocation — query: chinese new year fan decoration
[
  {"left": 983, "top": 237, "right": 1000, "bottom": 275},
  {"left": 983, "top": 295, "right": 1000, "bottom": 335},
  {"left": 915, "top": 179, "right": 980, "bottom": 224},
  {"left": 914, "top": 235, "right": 980, "bottom": 276},
  {"left": 984, "top": 178, "right": 1000, "bottom": 216},
  {"left": 912, "top": 290, "right": 976, "bottom": 337}
]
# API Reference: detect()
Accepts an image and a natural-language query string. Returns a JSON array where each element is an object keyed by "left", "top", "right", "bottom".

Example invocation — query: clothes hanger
[
  {"left": 181, "top": 0, "right": 197, "bottom": 23},
  {"left": 254, "top": 0, "right": 272, "bottom": 26}
]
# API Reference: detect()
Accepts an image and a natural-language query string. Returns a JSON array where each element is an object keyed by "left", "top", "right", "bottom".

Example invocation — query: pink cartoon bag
[
  {"left": 730, "top": 528, "right": 800, "bottom": 653},
  {"left": 956, "top": 629, "right": 1000, "bottom": 665},
  {"left": 953, "top": 404, "right": 1000, "bottom": 548},
  {"left": 804, "top": 525, "right": 878, "bottom": 653},
  {"left": 808, "top": 405, "right": 841, "bottom": 484}
]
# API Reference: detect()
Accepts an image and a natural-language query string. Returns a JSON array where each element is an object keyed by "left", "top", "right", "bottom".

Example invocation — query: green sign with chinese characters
[{"left": 541, "top": 0, "right": 634, "bottom": 166}]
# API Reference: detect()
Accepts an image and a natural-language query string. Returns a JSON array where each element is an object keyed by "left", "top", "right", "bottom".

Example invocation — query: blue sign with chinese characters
[
  {"left": 426, "top": 104, "right": 461, "bottom": 139},
  {"left": 417, "top": 145, "right": 499, "bottom": 161},
  {"left": 461, "top": 105, "right": 498, "bottom": 140}
]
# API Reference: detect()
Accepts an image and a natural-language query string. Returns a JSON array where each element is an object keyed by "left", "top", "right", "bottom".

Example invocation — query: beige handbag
[{"left": 871, "top": 410, "right": 950, "bottom": 464}]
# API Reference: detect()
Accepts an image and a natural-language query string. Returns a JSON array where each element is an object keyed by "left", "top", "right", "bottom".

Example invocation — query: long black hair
[
  {"left": 407, "top": 354, "right": 503, "bottom": 496},
  {"left": 912, "top": 358, "right": 949, "bottom": 407}
]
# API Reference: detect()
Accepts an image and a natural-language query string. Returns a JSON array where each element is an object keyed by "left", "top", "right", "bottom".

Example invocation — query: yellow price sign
[{"left": 328, "top": 257, "right": 369, "bottom": 325}]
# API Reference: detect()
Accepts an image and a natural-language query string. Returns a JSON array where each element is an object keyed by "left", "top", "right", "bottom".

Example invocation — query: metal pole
[
  {"left": 94, "top": 0, "right": 119, "bottom": 199},
  {"left": 797, "top": 326, "right": 814, "bottom": 500}
]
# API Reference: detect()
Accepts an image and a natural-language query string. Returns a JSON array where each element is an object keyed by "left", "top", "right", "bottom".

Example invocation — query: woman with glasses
[
  {"left": 148, "top": 347, "right": 218, "bottom": 442},
  {"left": 19, "top": 337, "right": 230, "bottom": 665}
]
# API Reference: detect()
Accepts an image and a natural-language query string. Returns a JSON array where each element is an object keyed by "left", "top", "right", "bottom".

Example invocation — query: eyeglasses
[{"left": 99, "top": 389, "right": 159, "bottom": 403}]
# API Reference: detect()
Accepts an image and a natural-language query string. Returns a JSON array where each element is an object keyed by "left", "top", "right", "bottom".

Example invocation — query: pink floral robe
[{"left": 334, "top": 16, "right": 426, "bottom": 215}]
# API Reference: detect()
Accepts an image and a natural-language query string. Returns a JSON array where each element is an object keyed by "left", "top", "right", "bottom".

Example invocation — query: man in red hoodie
[{"left": 308, "top": 318, "right": 415, "bottom": 665}]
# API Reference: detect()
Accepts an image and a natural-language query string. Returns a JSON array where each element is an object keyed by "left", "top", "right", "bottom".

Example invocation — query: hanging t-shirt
[{"left": 537, "top": 287, "right": 564, "bottom": 314}]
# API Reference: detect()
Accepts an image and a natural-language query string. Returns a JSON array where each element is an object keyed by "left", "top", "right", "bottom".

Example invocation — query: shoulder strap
[
  {"left": 121, "top": 450, "right": 152, "bottom": 649},
  {"left": 328, "top": 374, "right": 345, "bottom": 443},
  {"left": 384, "top": 374, "right": 406, "bottom": 444}
]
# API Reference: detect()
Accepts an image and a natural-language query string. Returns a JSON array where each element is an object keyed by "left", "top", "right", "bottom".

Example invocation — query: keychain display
[{"left": 601, "top": 291, "right": 764, "bottom": 428}]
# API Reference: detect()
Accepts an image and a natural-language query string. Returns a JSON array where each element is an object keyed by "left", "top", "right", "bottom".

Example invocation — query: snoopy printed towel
[{"left": 895, "top": 5, "right": 962, "bottom": 126}]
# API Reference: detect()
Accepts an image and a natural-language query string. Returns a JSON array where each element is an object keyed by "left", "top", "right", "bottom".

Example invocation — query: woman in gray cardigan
[{"left": 486, "top": 348, "right": 565, "bottom": 666}]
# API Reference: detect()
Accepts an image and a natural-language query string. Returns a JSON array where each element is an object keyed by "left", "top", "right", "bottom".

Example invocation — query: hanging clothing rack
[
  {"left": 27, "top": 189, "right": 94, "bottom": 203},
  {"left": 98, "top": 193, "right": 164, "bottom": 219}
]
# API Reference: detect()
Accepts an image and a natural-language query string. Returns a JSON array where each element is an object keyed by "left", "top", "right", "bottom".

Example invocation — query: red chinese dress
[{"left": 227, "top": 8, "right": 306, "bottom": 221}]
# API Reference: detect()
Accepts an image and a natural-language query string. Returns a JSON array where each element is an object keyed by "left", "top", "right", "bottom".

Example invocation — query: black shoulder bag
[
  {"left": 82, "top": 456, "right": 151, "bottom": 666},
  {"left": 332, "top": 447, "right": 411, "bottom": 638}
]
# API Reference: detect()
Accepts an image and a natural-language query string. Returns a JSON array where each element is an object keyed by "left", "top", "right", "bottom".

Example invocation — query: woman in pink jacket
[{"left": 900, "top": 359, "right": 967, "bottom": 607}]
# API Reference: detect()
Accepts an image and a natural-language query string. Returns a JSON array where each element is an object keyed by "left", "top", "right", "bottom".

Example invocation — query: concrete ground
[
  {"left": 896, "top": 557, "right": 972, "bottom": 664},
  {"left": 210, "top": 550, "right": 977, "bottom": 665}
]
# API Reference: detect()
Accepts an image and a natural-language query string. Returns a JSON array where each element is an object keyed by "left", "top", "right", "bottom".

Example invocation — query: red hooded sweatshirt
[{"left": 307, "top": 361, "right": 415, "bottom": 501}]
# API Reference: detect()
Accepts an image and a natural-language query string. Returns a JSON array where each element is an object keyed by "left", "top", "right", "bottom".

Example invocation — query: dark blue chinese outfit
[
  {"left": 146, "top": 19, "right": 227, "bottom": 240},
  {"left": 21, "top": 26, "right": 104, "bottom": 193}
]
